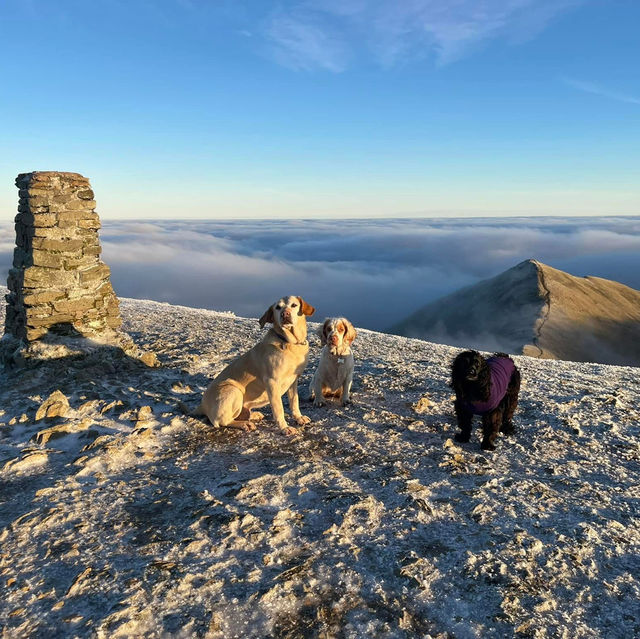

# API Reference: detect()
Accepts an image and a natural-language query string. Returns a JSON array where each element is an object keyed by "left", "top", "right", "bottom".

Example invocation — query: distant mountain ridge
[{"left": 391, "top": 259, "right": 640, "bottom": 367}]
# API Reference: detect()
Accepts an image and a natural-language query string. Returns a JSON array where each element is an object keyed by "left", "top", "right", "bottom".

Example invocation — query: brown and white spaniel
[{"left": 309, "top": 317, "right": 357, "bottom": 407}]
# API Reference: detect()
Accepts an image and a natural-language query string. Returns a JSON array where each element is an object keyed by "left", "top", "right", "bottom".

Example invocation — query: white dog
[{"left": 309, "top": 317, "right": 357, "bottom": 407}]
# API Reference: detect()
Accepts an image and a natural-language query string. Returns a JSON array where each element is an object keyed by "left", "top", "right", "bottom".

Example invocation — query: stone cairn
[
  {"left": 5, "top": 171, "right": 121, "bottom": 341},
  {"left": 3, "top": 171, "right": 157, "bottom": 366}
]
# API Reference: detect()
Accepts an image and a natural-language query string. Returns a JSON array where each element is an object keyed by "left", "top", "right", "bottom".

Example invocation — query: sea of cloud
[{"left": 1, "top": 216, "right": 639, "bottom": 330}]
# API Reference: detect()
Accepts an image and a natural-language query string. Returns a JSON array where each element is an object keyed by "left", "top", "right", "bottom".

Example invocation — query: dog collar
[
  {"left": 328, "top": 347, "right": 351, "bottom": 360},
  {"left": 273, "top": 331, "right": 308, "bottom": 348}
]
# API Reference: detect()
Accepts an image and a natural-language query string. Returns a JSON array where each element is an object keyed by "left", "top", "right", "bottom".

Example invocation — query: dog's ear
[
  {"left": 318, "top": 319, "right": 330, "bottom": 345},
  {"left": 450, "top": 352, "right": 467, "bottom": 394},
  {"left": 259, "top": 305, "right": 275, "bottom": 328},
  {"left": 297, "top": 297, "right": 315, "bottom": 317},
  {"left": 344, "top": 319, "right": 357, "bottom": 345}
]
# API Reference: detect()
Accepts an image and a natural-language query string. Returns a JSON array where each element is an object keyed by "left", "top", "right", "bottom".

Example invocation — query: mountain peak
[{"left": 392, "top": 260, "right": 640, "bottom": 366}]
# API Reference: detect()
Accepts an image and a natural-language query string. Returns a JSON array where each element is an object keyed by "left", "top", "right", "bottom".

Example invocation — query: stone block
[
  {"left": 83, "top": 245, "right": 102, "bottom": 256},
  {"left": 33, "top": 213, "right": 57, "bottom": 227},
  {"left": 26, "top": 327, "right": 47, "bottom": 341},
  {"left": 23, "top": 266, "right": 78, "bottom": 288},
  {"left": 32, "top": 250, "right": 65, "bottom": 269},
  {"left": 27, "top": 313, "right": 75, "bottom": 327},
  {"left": 23, "top": 290, "right": 65, "bottom": 305},
  {"left": 79, "top": 263, "right": 110, "bottom": 283},
  {"left": 25, "top": 303, "right": 55, "bottom": 317},
  {"left": 31, "top": 238, "right": 84, "bottom": 252},
  {"left": 33, "top": 226, "right": 81, "bottom": 239},
  {"left": 77, "top": 189, "right": 94, "bottom": 200},
  {"left": 68, "top": 199, "right": 96, "bottom": 210},
  {"left": 65, "top": 255, "right": 98, "bottom": 270},
  {"left": 15, "top": 225, "right": 33, "bottom": 251},
  {"left": 78, "top": 218, "right": 101, "bottom": 229},
  {"left": 53, "top": 297, "right": 96, "bottom": 314},
  {"left": 95, "top": 280, "right": 115, "bottom": 297},
  {"left": 6, "top": 268, "right": 21, "bottom": 292},
  {"left": 57, "top": 210, "right": 98, "bottom": 223},
  {"left": 12, "top": 247, "right": 29, "bottom": 268},
  {"left": 57, "top": 219, "right": 78, "bottom": 229}
]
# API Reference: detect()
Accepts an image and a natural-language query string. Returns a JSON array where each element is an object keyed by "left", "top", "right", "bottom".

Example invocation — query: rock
[
  {"left": 31, "top": 250, "right": 65, "bottom": 268},
  {"left": 31, "top": 237, "right": 84, "bottom": 252},
  {"left": 33, "top": 418, "right": 94, "bottom": 445},
  {"left": 2, "top": 451, "right": 50, "bottom": 474},
  {"left": 140, "top": 351, "right": 160, "bottom": 367},
  {"left": 136, "top": 405, "right": 153, "bottom": 422},
  {"left": 412, "top": 396, "right": 432, "bottom": 414},
  {"left": 36, "top": 390, "right": 70, "bottom": 421},
  {"left": 33, "top": 425, "right": 71, "bottom": 445}
]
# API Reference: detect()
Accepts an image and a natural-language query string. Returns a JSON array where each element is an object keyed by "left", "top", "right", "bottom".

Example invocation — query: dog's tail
[{"left": 177, "top": 400, "right": 205, "bottom": 418}]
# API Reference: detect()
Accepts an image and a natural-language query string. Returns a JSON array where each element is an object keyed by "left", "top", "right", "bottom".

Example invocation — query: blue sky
[{"left": 0, "top": 0, "right": 639, "bottom": 219}]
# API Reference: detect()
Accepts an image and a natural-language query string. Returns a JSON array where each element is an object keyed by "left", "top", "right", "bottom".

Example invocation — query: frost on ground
[{"left": 0, "top": 291, "right": 639, "bottom": 638}]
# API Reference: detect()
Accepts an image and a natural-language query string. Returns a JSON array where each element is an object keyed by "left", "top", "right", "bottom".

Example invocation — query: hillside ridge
[{"left": 393, "top": 259, "right": 640, "bottom": 366}]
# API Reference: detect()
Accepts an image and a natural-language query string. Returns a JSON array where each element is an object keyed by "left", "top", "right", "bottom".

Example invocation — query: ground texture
[{"left": 1, "top": 294, "right": 639, "bottom": 638}]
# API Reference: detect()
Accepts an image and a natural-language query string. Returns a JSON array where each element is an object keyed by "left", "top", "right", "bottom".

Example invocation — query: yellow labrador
[
  {"left": 197, "top": 296, "right": 315, "bottom": 435},
  {"left": 309, "top": 317, "right": 357, "bottom": 407}
]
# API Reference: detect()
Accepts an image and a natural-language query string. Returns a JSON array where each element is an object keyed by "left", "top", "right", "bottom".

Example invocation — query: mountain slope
[
  {"left": 392, "top": 259, "right": 640, "bottom": 366},
  {"left": 1, "top": 290, "right": 639, "bottom": 638}
]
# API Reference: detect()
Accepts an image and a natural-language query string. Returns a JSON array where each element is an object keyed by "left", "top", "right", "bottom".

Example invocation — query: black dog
[{"left": 450, "top": 350, "right": 521, "bottom": 451}]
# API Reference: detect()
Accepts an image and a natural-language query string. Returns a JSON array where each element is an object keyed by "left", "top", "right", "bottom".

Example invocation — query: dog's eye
[{"left": 291, "top": 303, "right": 298, "bottom": 308}]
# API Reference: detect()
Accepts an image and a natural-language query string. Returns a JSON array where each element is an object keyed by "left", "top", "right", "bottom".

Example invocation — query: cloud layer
[{"left": 2, "top": 217, "right": 639, "bottom": 331}]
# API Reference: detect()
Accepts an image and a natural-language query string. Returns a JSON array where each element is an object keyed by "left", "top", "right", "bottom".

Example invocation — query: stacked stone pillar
[{"left": 5, "top": 172, "right": 122, "bottom": 342}]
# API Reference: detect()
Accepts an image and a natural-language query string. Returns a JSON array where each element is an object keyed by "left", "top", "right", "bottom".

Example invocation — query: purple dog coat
[{"left": 465, "top": 357, "right": 515, "bottom": 415}]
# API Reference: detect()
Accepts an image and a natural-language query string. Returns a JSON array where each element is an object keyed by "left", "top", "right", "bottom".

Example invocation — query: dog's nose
[
  {"left": 330, "top": 335, "right": 339, "bottom": 344},
  {"left": 282, "top": 310, "right": 292, "bottom": 322}
]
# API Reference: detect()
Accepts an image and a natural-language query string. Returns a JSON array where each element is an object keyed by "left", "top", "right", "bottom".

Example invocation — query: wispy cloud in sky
[
  {"left": 265, "top": 0, "right": 583, "bottom": 70},
  {"left": 266, "top": 11, "right": 349, "bottom": 71},
  {"left": 564, "top": 77, "right": 640, "bottom": 106}
]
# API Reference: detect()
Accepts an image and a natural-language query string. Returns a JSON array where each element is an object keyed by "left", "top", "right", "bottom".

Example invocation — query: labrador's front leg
[
  {"left": 265, "top": 380, "right": 297, "bottom": 436},
  {"left": 288, "top": 379, "right": 311, "bottom": 426},
  {"left": 310, "top": 370, "right": 326, "bottom": 407}
]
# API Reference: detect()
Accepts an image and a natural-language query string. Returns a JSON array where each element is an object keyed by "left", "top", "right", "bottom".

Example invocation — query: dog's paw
[
  {"left": 231, "top": 421, "right": 257, "bottom": 432},
  {"left": 249, "top": 411, "right": 265, "bottom": 422},
  {"left": 294, "top": 415, "right": 311, "bottom": 426},
  {"left": 454, "top": 433, "right": 471, "bottom": 443},
  {"left": 500, "top": 422, "right": 515, "bottom": 435},
  {"left": 341, "top": 397, "right": 352, "bottom": 406},
  {"left": 281, "top": 426, "right": 300, "bottom": 437},
  {"left": 480, "top": 441, "right": 496, "bottom": 451},
  {"left": 313, "top": 399, "right": 326, "bottom": 407}
]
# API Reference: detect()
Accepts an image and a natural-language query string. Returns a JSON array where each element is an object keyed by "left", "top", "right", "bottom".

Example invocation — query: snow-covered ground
[{"left": 1, "top": 291, "right": 639, "bottom": 638}]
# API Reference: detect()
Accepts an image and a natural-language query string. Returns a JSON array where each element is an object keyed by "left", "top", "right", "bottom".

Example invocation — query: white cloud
[
  {"left": 564, "top": 77, "right": 640, "bottom": 106},
  {"left": 266, "top": 11, "right": 349, "bottom": 72},
  {"left": 264, "top": 0, "right": 584, "bottom": 70}
]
